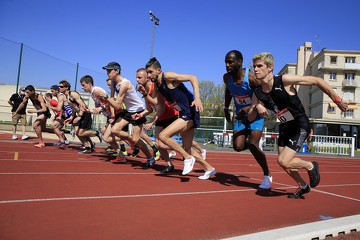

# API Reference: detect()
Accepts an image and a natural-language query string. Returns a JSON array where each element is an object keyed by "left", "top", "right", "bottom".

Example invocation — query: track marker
[{"left": 14, "top": 152, "right": 19, "bottom": 160}]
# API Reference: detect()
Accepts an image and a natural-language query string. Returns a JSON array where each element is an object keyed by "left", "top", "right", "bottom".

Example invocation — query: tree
[{"left": 199, "top": 80, "right": 225, "bottom": 117}]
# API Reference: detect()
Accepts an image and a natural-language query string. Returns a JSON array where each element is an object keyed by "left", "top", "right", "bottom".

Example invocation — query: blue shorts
[{"left": 233, "top": 117, "right": 264, "bottom": 131}]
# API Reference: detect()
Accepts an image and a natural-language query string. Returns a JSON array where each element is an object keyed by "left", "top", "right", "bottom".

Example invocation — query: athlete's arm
[
  {"left": 282, "top": 74, "right": 348, "bottom": 111},
  {"left": 164, "top": 72, "right": 203, "bottom": 112}
]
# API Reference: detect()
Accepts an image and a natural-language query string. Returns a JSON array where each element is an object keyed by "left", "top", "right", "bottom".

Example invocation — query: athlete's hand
[
  {"left": 191, "top": 98, "right": 203, "bottom": 112},
  {"left": 256, "top": 104, "right": 269, "bottom": 117},
  {"left": 336, "top": 98, "right": 349, "bottom": 112},
  {"left": 137, "top": 85, "right": 146, "bottom": 95},
  {"left": 224, "top": 109, "right": 231, "bottom": 123},
  {"left": 93, "top": 90, "right": 106, "bottom": 100},
  {"left": 144, "top": 122, "right": 153, "bottom": 130},
  {"left": 132, "top": 113, "right": 142, "bottom": 120}
]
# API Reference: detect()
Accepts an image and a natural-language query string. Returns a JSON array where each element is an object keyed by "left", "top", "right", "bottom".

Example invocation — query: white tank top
[{"left": 116, "top": 78, "right": 144, "bottom": 112}]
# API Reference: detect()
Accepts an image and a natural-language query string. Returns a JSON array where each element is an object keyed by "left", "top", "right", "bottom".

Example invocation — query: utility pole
[{"left": 149, "top": 11, "right": 160, "bottom": 58}]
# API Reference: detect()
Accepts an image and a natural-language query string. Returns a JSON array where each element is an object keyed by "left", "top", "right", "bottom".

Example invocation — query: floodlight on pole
[{"left": 149, "top": 10, "right": 160, "bottom": 58}]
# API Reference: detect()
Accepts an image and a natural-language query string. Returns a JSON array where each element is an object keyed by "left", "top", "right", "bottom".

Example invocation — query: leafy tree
[{"left": 199, "top": 80, "right": 225, "bottom": 117}]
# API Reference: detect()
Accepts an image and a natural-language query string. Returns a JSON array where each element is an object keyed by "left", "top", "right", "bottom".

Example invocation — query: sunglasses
[{"left": 59, "top": 86, "right": 66, "bottom": 88}]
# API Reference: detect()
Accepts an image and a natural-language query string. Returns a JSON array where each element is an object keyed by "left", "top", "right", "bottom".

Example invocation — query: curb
[{"left": 224, "top": 214, "right": 360, "bottom": 240}]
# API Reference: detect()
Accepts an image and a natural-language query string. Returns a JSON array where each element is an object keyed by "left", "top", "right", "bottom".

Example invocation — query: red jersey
[
  {"left": 147, "top": 82, "right": 178, "bottom": 121},
  {"left": 50, "top": 99, "right": 61, "bottom": 118}
]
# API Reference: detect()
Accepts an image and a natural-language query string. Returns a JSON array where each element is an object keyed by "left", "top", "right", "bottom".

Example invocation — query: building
[{"left": 279, "top": 42, "right": 360, "bottom": 148}]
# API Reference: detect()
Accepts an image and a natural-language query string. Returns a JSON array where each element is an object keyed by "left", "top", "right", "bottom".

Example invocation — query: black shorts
[
  {"left": 121, "top": 110, "right": 146, "bottom": 126},
  {"left": 155, "top": 115, "right": 178, "bottom": 128},
  {"left": 110, "top": 112, "right": 129, "bottom": 132},
  {"left": 278, "top": 116, "right": 310, "bottom": 152},
  {"left": 76, "top": 111, "right": 93, "bottom": 130},
  {"left": 37, "top": 108, "right": 51, "bottom": 119}
]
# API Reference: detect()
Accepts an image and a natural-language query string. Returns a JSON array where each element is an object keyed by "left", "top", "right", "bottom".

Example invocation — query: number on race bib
[
  {"left": 234, "top": 95, "right": 252, "bottom": 106},
  {"left": 275, "top": 108, "right": 294, "bottom": 123}
]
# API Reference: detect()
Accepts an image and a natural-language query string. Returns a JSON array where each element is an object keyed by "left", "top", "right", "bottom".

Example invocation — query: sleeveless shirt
[
  {"left": 157, "top": 73, "right": 194, "bottom": 116},
  {"left": 253, "top": 75, "right": 306, "bottom": 123},
  {"left": 227, "top": 68, "right": 253, "bottom": 114}
]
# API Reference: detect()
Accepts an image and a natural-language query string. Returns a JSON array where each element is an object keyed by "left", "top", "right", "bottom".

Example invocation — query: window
[
  {"left": 328, "top": 105, "right": 336, "bottom": 114},
  {"left": 345, "top": 73, "right": 355, "bottom": 80},
  {"left": 330, "top": 56, "right": 337, "bottom": 64},
  {"left": 343, "top": 89, "right": 355, "bottom": 102},
  {"left": 329, "top": 73, "right": 337, "bottom": 81},
  {"left": 343, "top": 109, "right": 354, "bottom": 119},
  {"left": 345, "top": 57, "right": 356, "bottom": 63}
]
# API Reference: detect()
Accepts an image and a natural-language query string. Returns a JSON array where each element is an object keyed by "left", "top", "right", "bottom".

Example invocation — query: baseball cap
[
  {"left": 20, "top": 87, "right": 25, "bottom": 91},
  {"left": 50, "top": 85, "right": 60, "bottom": 91},
  {"left": 102, "top": 62, "right": 121, "bottom": 70}
]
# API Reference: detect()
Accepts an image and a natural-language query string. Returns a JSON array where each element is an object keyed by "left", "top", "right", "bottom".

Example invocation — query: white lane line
[
  {"left": 312, "top": 188, "right": 360, "bottom": 202},
  {"left": 0, "top": 188, "right": 265, "bottom": 204},
  {"left": 255, "top": 178, "right": 360, "bottom": 202}
]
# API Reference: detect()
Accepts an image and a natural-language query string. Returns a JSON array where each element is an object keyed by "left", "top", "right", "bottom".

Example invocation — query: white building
[{"left": 279, "top": 42, "right": 360, "bottom": 148}]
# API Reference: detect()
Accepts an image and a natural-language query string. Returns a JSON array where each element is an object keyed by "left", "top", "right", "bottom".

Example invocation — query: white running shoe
[
  {"left": 201, "top": 150, "right": 207, "bottom": 160},
  {"left": 198, "top": 168, "right": 216, "bottom": 180},
  {"left": 12, "top": 135, "right": 18, "bottom": 140},
  {"left": 259, "top": 175, "right": 272, "bottom": 189},
  {"left": 21, "top": 135, "right": 29, "bottom": 140},
  {"left": 182, "top": 156, "right": 195, "bottom": 175},
  {"left": 169, "top": 151, "right": 177, "bottom": 158},
  {"left": 64, "top": 139, "right": 70, "bottom": 145}
]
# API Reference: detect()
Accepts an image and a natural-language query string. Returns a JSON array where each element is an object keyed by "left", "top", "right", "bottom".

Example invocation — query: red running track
[{"left": 0, "top": 132, "right": 359, "bottom": 240}]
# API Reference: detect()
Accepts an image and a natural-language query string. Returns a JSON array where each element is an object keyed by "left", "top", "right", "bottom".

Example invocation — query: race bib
[
  {"left": 275, "top": 108, "right": 294, "bottom": 123},
  {"left": 170, "top": 102, "right": 182, "bottom": 111},
  {"left": 234, "top": 95, "right": 252, "bottom": 106}
]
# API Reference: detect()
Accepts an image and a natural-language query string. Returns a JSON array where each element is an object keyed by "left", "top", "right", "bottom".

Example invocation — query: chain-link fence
[{"left": 0, "top": 36, "right": 107, "bottom": 91}]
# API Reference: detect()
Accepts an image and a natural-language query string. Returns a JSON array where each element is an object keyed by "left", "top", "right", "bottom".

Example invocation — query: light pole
[{"left": 149, "top": 10, "right": 160, "bottom": 58}]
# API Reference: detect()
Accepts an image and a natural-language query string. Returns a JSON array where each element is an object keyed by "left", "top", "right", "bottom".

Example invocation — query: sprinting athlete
[{"left": 224, "top": 50, "right": 272, "bottom": 189}]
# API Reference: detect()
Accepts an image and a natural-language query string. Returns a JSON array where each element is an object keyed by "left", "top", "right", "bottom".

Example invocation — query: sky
[{"left": 1, "top": 0, "right": 360, "bottom": 92}]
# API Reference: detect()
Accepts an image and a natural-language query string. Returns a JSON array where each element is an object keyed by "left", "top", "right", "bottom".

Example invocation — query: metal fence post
[{"left": 16, "top": 43, "right": 24, "bottom": 91}]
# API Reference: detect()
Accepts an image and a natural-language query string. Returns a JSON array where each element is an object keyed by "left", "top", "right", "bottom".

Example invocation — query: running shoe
[
  {"left": 21, "top": 135, "right": 29, "bottom": 140},
  {"left": 168, "top": 151, "right": 177, "bottom": 158},
  {"left": 64, "top": 139, "right": 70, "bottom": 145},
  {"left": 154, "top": 150, "right": 160, "bottom": 161},
  {"left": 109, "top": 152, "right": 119, "bottom": 157},
  {"left": 259, "top": 175, "right": 272, "bottom": 189},
  {"left": 12, "top": 135, "right": 18, "bottom": 140},
  {"left": 144, "top": 156, "right": 155, "bottom": 168},
  {"left": 160, "top": 165, "right": 174, "bottom": 174},
  {"left": 110, "top": 156, "right": 127, "bottom": 164},
  {"left": 198, "top": 168, "right": 216, "bottom": 180},
  {"left": 308, "top": 161, "right": 320, "bottom": 188},
  {"left": 288, "top": 185, "right": 311, "bottom": 199},
  {"left": 79, "top": 147, "right": 93, "bottom": 154},
  {"left": 121, "top": 150, "right": 128, "bottom": 156},
  {"left": 201, "top": 150, "right": 207, "bottom": 160},
  {"left": 182, "top": 156, "right": 195, "bottom": 175},
  {"left": 102, "top": 146, "right": 114, "bottom": 153},
  {"left": 53, "top": 141, "right": 65, "bottom": 146}
]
